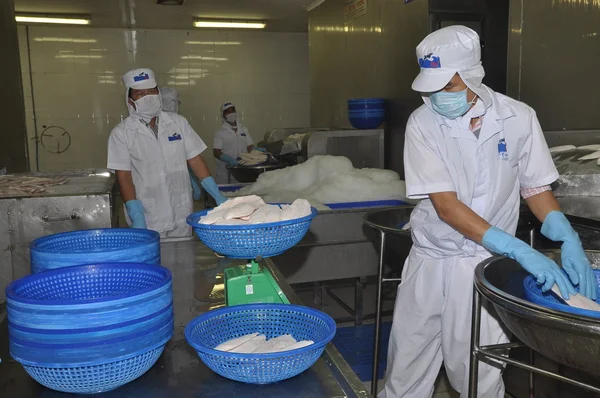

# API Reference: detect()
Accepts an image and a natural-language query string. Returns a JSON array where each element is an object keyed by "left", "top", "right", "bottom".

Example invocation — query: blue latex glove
[
  {"left": 541, "top": 211, "right": 597, "bottom": 300},
  {"left": 125, "top": 199, "right": 147, "bottom": 229},
  {"left": 483, "top": 226, "right": 576, "bottom": 299},
  {"left": 219, "top": 153, "right": 238, "bottom": 166},
  {"left": 254, "top": 146, "right": 267, "bottom": 153},
  {"left": 190, "top": 173, "right": 202, "bottom": 201},
  {"left": 201, "top": 176, "right": 227, "bottom": 206}
]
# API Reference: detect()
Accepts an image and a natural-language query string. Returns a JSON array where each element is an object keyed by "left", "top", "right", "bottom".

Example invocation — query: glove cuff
[
  {"left": 482, "top": 226, "right": 528, "bottom": 260},
  {"left": 541, "top": 211, "right": 580, "bottom": 244}
]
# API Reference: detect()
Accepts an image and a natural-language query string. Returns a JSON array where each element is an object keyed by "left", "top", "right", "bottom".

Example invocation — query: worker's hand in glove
[
  {"left": 540, "top": 211, "right": 597, "bottom": 300},
  {"left": 190, "top": 173, "right": 202, "bottom": 201},
  {"left": 483, "top": 226, "right": 576, "bottom": 300},
  {"left": 219, "top": 153, "right": 238, "bottom": 167},
  {"left": 200, "top": 176, "right": 228, "bottom": 206},
  {"left": 254, "top": 146, "right": 267, "bottom": 153},
  {"left": 125, "top": 199, "right": 147, "bottom": 229}
]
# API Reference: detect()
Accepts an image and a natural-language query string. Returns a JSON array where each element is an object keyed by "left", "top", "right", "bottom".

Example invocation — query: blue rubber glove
[
  {"left": 483, "top": 226, "right": 576, "bottom": 299},
  {"left": 125, "top": 199, "right": 147, "bottom": 229},
  {"left": 254, "top": 146, "right": 267, "bottom": 153},
  {"left": 219, "top": 153, "right": 238, "bottom": 166},
  {"left": 190, "top": 172, "right": 202, "bottom": 201},
  {"left": 201, "top": 176, "right": 228, "bottom": 206},
  {"left": 541, "top": 211, "right": 597, "bottom": 300}
]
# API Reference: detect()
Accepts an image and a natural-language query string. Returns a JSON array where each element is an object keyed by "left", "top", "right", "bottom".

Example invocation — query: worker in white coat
[
  {"left": 213, "top": 102, "right": 264, "bottom": 184},
  {"left": 108, "top": 68, "right": 227, "bottom": 238},
  {"left": 381, "top": 26, "right": 596, "bottom": 398}
]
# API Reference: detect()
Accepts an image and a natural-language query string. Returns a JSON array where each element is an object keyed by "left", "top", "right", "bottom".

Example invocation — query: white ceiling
[{"left": 14, "top": 0, "right": 314, "bottom": 32}]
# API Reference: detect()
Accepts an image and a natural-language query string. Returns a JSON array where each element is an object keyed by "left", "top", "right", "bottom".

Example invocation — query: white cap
[
  {"left": 122, "top": 68, "right": 158, "bottom": 90},
  {"left": 411, "top": 26, "right": 484, "bottom": 93},
  {"left": 221, "top": 102, "right": 235, "bottom": 114}
]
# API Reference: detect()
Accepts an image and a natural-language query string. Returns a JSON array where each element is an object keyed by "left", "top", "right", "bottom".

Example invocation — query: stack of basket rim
[{"left": 6, "top": 262, "right": 174, "bottom": 394}]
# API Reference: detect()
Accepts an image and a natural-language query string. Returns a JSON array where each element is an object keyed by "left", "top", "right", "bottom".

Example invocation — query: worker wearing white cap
[
  {"left": 381, "top": 26, "right": 595, "bottom": 398},
  {"left": 107, "top": 68, "right": 227, "bottom": 238},
  {"left": 213, "top": 102, "right": 265, "bottom": 184}
]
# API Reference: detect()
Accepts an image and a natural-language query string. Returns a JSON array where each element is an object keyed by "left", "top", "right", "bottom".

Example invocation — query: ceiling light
[
  {"left": 193, "top": 20, "right": 266, "bottom": 29},
  {"left": 16, "top": 15, "right": 91, "bottom": 25}
]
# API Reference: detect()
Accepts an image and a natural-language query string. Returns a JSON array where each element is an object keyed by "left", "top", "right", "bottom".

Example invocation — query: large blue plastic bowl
[
  {"left": 523, "top": 270, "right": 600, "bottom": 318},
  {"left": 187, "top": 206, "right": 317, "bottom": 259},
  {"left": 30, "top": 229, "right": 160, "bottom": 274},
  {"left": 349, "top": 114, "right": 384, "bottom": 129},
  {"left": 348, "top": 109, "right": 385, "bottom": 117},
  {"left": 185, "top": 304, "right": 336, "bottom": 384},
  {"left": 348, "top": 98, "right": 385, "bottom": 112},
  {"left": 6, "top": 263, "right": 173, "bottom": 394}
]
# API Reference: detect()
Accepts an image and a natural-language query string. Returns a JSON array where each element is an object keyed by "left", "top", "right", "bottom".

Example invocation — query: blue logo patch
[
  {"left": 134, "top": 72, "right": 150, "bottom": 82},
  {"left": 498, "top": 138, "right": 508, "bottom": 161},
  {"left": 168, "top": 133, "right": 182, "bottom": 142},
  {"left": 241, "top": 133, "right": 247, "bottom": 137},
  {"left": 418, "top": 53, "right": 441, "bottom": 69}
]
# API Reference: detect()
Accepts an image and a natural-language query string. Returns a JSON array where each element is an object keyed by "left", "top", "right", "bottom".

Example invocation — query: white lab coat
[
  {"left": 213, "top": 122, "right": 253, "bottom": 184},
  {"left": 381, "top": 86, "right": 559, "bottom": 398},
  {"left": 107, "top": 111, "right": 207, "bottom": 238}
]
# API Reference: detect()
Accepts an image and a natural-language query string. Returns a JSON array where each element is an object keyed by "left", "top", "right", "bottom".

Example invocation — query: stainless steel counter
[{"left": 0, "top": 238, "right": 369, "bottom": 398}]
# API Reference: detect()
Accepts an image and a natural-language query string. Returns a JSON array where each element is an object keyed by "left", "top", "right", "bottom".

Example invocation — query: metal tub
[{"left": 475, "top": 250, "right": 600, "bottom": 377}]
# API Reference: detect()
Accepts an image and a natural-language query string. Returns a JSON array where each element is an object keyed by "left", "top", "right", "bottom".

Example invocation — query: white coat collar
[
  {"left": 130, "top": 111, "right": 176, "bottom": 138},
  {"left": 221, "top": 121, "right": 245, "bottom": 133}
]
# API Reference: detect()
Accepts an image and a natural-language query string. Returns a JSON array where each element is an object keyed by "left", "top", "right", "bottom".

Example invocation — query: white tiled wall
[{"left": 17, "top": 26, "right": 310, "bottom": 173}]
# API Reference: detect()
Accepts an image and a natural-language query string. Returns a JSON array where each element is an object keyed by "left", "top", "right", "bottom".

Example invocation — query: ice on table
[{"left": 233, "top": 155, "right": 418, "bottom": 206}]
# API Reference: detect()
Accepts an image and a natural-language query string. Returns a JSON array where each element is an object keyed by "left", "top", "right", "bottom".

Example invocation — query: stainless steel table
[{"left": 0, "top": 238, "right": 370, "bottom": 398}]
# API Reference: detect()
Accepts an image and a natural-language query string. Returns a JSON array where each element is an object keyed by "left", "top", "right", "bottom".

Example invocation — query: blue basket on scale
[
  {"left": 6, "top": 263, "right": 173, "bottom": 394},
  {"left": 185, "top": 303, "right": 337, "bottom": 384}
]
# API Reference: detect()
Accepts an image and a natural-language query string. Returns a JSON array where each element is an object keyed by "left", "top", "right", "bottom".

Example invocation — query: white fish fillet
[
  {"left": 280, "top": 199, "right": 312, "bottom": 221},
  {"left": 214, "top": 333, "right": 260, "bottom": 352},
  {"left": 229, "top": 335, "right": 267, "bottom": 353},
  {"left": 252, "top": 334, "right": 298, "bottom": 353},
  {"left": 278, "top": 340, "right": 315, "bottom": 352},
  {"left": 549, "top": 145, "right": 576, "bottom": 153},
  {"left": 578, "top": 150, "right": 600, "bottom": 161},
  {"left": 578, "top": 144, "right": 600, "bottom": 151},
  {"left": 225, "top": 203, "right": 261, "bottom": 220},
  {"left": 551, "top": 285, "right": 600, "bottom": 312}
]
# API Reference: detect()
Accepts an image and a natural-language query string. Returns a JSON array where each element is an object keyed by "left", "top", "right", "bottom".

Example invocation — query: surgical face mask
[
  {"left": 133, "top": 94, "right": 162, "bottom": 122},
  {"left": 225, "top": 112, "right": 237, "bottom": 124},
  {"left": 430, "top": 89, "right": 476, "bottom": 119}
]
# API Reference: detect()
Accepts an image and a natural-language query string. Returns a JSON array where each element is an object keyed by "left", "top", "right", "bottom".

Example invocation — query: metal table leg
[
  {"left": 371, "top": 231, "right": 386, "bottom": 397},
  {"left": 468, "top": 283, "right": 482, "bottom": 398},
  {"left": 355, "top": 277, "right": 365, "bottom": 326}
]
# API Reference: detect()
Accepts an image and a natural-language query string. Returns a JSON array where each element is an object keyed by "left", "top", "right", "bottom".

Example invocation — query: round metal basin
[
  {"left": 363, "top": 207, "right": 414, "bottom": 236},
  {"left": 475, "top": 250, "right": 600, "bottom": 376},
  {"left": 226, "top": 163, "right": 286, "bottom": 183}
]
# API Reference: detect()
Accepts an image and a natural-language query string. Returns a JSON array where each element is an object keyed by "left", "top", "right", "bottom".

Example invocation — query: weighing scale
[{"left": 224, "top": 257, "right": 290, "bottom": 306}]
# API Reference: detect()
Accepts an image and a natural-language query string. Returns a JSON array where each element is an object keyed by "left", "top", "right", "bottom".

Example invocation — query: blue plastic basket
[
  {"left": 30, "top": 229, "right": 160, "bottom": 274},
  {"left": 523, "top": 270, "right": 600, "bottom": 317},
  {"left": 185, "top": 304, "right": 336, "bottom": 384},
  {"left": 6, "top": 263, "right": 173, "bottom": 367},
  {"left": 186, "top": 207, "right": 317, "bottom": 259},
  {"left": 22, "top": 346, "right": 164, "bottom": 394}
]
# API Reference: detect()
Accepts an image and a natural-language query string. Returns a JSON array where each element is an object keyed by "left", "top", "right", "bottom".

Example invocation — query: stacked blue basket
[
  {"left": 30, "top": 229, "right": 160, "bottom": 274},
  {"left": 6, "top": 263, "right": 174, "bottom": 394},
  {"left": 186, "top": 207, "right": 318, "bottom": 259},
  {"left": 185, "top": 304, "right": 337, "bottom": 384},
  {"left": 348, "top": 98, "right": 385, "bottom": 129}
]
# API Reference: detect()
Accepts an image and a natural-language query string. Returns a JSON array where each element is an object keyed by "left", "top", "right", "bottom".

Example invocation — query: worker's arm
[
  {"left": 247, "top": 145, "right": 253, "bottom": 153},
  {"left": 187, "top": 155, "right": 211, "bottom": 181},
  {"left": 524, "top": 190, "right": 560, "bottom": 223},
  {"left": 429, "top": 191, "right": 491, "bottom": 244},
  {"left": 213, "top": 149, "right": 223, "bottom": 160},
  {"left": 115, "top": 170, "right": 137, "bottom": 202}
]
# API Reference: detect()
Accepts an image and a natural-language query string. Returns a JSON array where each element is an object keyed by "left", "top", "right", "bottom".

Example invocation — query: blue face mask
[{"left": 430, "top": 89, "right": 475, "bottom": 119}]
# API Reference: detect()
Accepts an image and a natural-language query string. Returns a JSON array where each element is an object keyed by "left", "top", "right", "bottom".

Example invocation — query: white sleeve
[
  {"left": 518, "top": 110, "right": 559, "bottom": 188},
  {"left": 244, "top": 127, "right": 254, "bottom": 146},
  {"left": 403, "top": 116, "right": 456, "bottom": 199},
  {"left": 107, "top": 127, "right": 132, "bottom": 171},
  {"left": 213, "top": 129, "right": 225, "bottom": 150},
  {"left": 180, "top": 117, "right": 207, "bottom": 160}
]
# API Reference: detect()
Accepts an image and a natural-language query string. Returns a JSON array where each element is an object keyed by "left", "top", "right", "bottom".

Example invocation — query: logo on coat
[
  {"left": 168, "top": 132, "right": 182, "bottom": 142},
  {"left": 498, "top": 138, "right": 509, "bottom": 161},
  {"left": 418, "top": 53, "right": 441, "bottom": 69},
  {"left": 134, "top": 72, "right": 150, "bottom": 82}
]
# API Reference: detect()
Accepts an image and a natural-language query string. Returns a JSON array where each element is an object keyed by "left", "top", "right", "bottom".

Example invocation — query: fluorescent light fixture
[
  {"left": 34, "top": 37, "right": 97, "bottom": 43},
  {"left": 185, "top": 41, "right": 242, "bottom": 45},
  {"left": 193, "top": 20, "right": 266, "bottom": 29},
  {"left": 16, "top": 15, "right": 91, "bottom": 25},
  {"left": 306, "top": 0, "right": 327, "bottom": 11}
]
